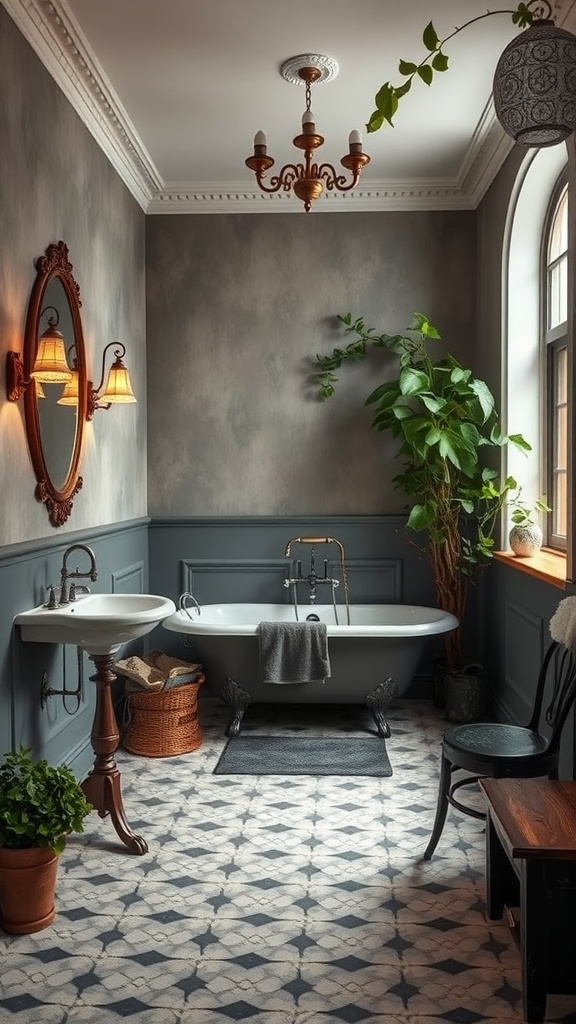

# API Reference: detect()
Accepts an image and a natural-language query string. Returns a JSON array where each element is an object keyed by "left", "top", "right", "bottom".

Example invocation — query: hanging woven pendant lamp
[{"left": 493, "top": 7, "right": 576, "bottom": 147}]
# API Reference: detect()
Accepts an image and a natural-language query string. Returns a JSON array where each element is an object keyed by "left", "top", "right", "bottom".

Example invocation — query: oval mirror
[{"left": 22, "top": 241, "right": 87, "bottom": 527}]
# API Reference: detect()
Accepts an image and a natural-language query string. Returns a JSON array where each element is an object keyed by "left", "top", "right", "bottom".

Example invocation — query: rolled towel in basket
[
  {"left": 258, "top": 620, "right": 330, "bottom": 685},
  {"left": 114, "top": 656, "right": 165, "bottom": 691},
  {"left": 147, "top": 650, "right": 203, "bottom": 689}
]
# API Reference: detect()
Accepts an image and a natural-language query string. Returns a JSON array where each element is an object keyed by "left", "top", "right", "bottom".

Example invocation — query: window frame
[{"left": 542, "top": 173, "right": 569, "bottom": 552}]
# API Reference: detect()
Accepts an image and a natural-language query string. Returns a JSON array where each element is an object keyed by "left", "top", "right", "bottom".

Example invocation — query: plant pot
[
  {"left": 445, "top": 663, "right": 487, "bottom": 724},
  {"left": 509, "top": 523, "right": 543, "bottom": 557},
  {"left": 0, "top": 847, "right": 59, "bottom": 934},
  {"left": 432, "top": 654, "right": 447, "bottom": 709}
]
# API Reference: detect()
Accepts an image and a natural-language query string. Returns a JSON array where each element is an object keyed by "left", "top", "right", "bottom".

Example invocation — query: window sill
[{"left": 494, "top": 549, "right": 567, "bottom": 588}]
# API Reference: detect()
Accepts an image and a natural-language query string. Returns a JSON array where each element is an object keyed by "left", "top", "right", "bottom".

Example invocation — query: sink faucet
[{"left": 60, "top": 544, "right": 98, "bottom": 605}]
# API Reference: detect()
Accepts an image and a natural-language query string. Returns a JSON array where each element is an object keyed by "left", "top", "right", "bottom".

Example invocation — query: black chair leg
[{"left": 423, "top": 751, "right": 452, "bottom": 860}]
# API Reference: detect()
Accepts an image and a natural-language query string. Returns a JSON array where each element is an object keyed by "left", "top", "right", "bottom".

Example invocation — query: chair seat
[{"left": 445, "top": 723, "right": 549, "bottom": 760}]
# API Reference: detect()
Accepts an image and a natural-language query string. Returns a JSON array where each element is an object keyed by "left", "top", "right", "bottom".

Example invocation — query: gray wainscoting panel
[
  {"left": 181, "top": 559, "right": 289, "bottom": 604},
  {"left": 502, "top": 601, "right": 545, "bottom": 723},
  {"left": 337, "top": 559, "right": 402, "bottom": 603},
  {"left": 483, "top": 561, "right": 574, "bottom": 778},
  {"left": 112, "top": 561, "right": 145, "bottom": 594},
  {"left": 0, "top": 519, "right": 149, "bottom": 777},
  {"left": 150, "top": 516, "right": 435, "bottom": 608}
]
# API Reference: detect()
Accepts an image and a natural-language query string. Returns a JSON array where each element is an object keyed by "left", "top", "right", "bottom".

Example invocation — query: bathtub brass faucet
[
  {"left": 284, "top": 546, "right": 338, "bottom": 604},
  {"left": 59, "top": 544, "right": 98, "bottom": 605},
  {"left": 284, "top": 536, "right": 350, "bottom": 624}
]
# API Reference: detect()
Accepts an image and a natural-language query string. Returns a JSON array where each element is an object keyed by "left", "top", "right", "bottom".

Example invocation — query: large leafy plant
[
  {"left": 0, "top": 747, "right": 92, "bottom": 854},
  {"left": 315, "top": 312, "right": 531, "bottom": 670}
]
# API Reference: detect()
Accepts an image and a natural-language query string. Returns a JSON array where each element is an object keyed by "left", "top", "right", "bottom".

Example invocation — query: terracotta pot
[
  {"left": 0, "top": 847, "right": 59, "bottom": 934},
  {"left": 509, "top": 523, "right": 543, "bottom": 557}
]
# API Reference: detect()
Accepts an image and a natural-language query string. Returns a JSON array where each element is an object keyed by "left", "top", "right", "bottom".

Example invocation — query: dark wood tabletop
[{"left": 480, "top": 778, "right": 576, "bottom": 860}]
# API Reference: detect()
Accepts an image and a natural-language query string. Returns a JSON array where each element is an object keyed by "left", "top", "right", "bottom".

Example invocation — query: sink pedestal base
[{"left": 82, "top": 652, "right": 148, "bottom": 855}]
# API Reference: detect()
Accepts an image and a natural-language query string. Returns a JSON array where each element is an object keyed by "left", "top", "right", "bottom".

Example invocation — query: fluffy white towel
[{"left": 549, "top": 596, "right": 576, "bottom": 654}]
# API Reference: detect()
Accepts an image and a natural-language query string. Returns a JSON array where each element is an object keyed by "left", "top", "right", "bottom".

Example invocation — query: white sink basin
[{"left": 14, "top": 593, "right": 176, "bottom": 656}]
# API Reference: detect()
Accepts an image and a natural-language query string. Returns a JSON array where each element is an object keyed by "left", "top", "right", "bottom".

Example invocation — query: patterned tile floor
[{"left": 2, "top": 697, "right": 575, "bottom": 1023}]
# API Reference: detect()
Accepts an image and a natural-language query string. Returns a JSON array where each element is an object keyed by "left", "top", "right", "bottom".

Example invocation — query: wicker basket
[{"left": 123, "top": 675, "right": 205, "bottom": 757}]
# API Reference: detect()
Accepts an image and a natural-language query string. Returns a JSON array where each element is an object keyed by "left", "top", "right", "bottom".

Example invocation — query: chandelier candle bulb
[
  {"left": 253, "top": 131, "right": 267, "bottom": 152},
  {"left": 348, "top": 129, "right": 362, "bottom": 148}
]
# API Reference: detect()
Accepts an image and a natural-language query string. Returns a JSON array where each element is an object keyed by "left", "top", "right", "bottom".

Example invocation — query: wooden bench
[{"left": 480, "top": 778, "right": 576, "bottom": 1022}]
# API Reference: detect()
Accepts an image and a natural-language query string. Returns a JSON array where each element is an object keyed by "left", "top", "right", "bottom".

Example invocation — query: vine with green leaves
[{"left": 366, "top": 3, "right": 535, "bottom": 133}]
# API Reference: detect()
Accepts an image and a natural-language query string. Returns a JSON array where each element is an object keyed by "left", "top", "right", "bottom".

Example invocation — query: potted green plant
[
  {"left": 0, "top": 746, "right": 92, "bottom": 934},
  {"left": 314, "top": 312, "right": 532, "bottom": 714},
  {"left": 508, "top": 491, "right": 551, "bottom": 556}
]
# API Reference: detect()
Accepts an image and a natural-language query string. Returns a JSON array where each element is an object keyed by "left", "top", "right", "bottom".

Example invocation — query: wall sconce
[
  {"left": 31, "top": 307, "right": 73, "bottom": 383},
  {"left": 87, "top": 342, "right": 136, "bottom": 420},
  {"left": 57, "top": 345, "right": 80, "bottom": 406},
  {"left": 6, "top": 306, "right": 72, "bottom": 401}
]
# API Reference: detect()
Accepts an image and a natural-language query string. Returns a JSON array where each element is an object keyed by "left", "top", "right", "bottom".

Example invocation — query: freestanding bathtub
[{"left": 162, "top": 602, "right": 458, "bottom": 736}]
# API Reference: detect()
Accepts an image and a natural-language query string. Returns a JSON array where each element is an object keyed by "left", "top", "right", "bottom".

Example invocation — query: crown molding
[
  {"left": 146, "top": 181, "right": 473, "bottom": 214},
  {"left": 5, "top": 0, "right": 574, "bottom": 215},
  {"left": 1, "top": 0, "right": 162, "bottom": 210},
  {"left": 457, "top": 96, "right": 515, "bottom": 206}
]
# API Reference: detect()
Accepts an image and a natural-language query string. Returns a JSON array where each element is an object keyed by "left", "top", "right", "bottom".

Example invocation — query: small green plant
[
  {"left": 0, "top": 747, "right": 92, "bottom": 854},
  {"left": 509, "top": 491, "right": 551, "bottom": 527},
  {"left": 314, "top": 312, "right": 532, "bottom": 670},
  {"left": 366, "top": 4, "right": 534, "bottom": 134}
]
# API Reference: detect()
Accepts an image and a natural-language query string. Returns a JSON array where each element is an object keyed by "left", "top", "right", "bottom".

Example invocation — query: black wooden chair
[{"left": 423, "top": 640, "right": 576, "bottom": 860}]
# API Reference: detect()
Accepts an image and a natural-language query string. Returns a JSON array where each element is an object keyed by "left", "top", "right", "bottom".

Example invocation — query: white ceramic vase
[{"left": 509, "top": 523, "right": 543, "bottom": 557}]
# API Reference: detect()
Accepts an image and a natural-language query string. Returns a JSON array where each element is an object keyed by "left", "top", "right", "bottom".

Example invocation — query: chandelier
[{"left": 245, "top": 53, "right": 370, "bottom": 212}]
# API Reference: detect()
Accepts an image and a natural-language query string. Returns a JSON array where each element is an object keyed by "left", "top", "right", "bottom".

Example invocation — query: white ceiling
[{"left": 4, "top": 0, "right": 576, "bottom": 213}]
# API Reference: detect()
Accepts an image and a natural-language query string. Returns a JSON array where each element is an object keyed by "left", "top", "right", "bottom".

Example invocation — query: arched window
[
  {"left": 504, "top": 145, "right": 568, "bottom": 566},
  {"left": 544, "top": 180, "right": 568, "bottom": 550}
]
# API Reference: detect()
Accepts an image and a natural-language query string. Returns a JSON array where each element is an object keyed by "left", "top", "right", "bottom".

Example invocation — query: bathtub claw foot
[
  {"left": 221, "top": 675, "right": 253, "bottom": 736},
  {"left": 365, "top": 677, "right": 398, "bottom": 739}
]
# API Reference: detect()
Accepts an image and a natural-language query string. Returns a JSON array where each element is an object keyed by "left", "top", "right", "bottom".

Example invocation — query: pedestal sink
[
  {"left": 14, "top": 593, "right": 176, "bottom": 855},
  {"left": 15, "top": 593, "right": 176, "bottom": 656}
]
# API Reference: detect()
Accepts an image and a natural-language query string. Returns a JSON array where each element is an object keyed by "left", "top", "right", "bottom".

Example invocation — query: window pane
[
  {"left": 557, "top": 404, "right": 567, "bottom": 465},
  {"left": 548, "top": 186, "right": 568, "bottom": 262},
  {"left": 544, "top": 178, "right": 568, "bottom": 553},
  {"left": 548, "top": 255, "right": 568, "bottom": 328},
  {"left": 552, "top": 345, "right": 567, "bottom": 543},
  {"left": 554, "top": 471, "right": 567, "bottom": 538}
]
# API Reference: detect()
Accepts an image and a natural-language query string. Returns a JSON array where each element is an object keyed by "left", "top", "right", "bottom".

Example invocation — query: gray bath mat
[{"left": 213, "top": 735, "right": 393, "bottom": 776}]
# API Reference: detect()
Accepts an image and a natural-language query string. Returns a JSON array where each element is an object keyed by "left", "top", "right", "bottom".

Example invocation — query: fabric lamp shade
[
  {"left": 57, "top": 369, "right": 79, "bottom": 406},
  {"left": 30, "top": 330, "right": 72, "bottom": 383},
  {"left": 100, "top": 357, "right": 136, "bottom": 404}
]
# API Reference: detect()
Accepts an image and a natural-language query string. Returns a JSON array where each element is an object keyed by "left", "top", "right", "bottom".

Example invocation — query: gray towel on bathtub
[{"left": 258, "top": 621, "right": 331, "bottom": 684}]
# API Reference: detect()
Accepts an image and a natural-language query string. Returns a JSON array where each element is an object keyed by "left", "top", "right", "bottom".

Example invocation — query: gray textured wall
[
  {"left": 146, "top": 211, "right": 476, "bottom": 516},
  {"left": 0, "top": 5, "right": 146, "bottom": 546}
]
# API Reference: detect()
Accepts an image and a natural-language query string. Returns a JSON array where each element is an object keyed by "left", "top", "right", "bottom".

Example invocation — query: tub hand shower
[{"left": 283, "top": 536, "right": 351, "bottom": 625}]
